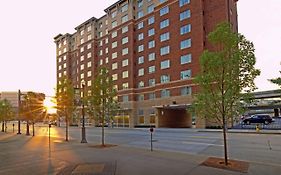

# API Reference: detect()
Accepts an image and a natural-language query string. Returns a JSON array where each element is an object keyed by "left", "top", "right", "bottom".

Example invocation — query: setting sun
[{"left": 43, "top": 97, "right": 57, "bottom": 114}]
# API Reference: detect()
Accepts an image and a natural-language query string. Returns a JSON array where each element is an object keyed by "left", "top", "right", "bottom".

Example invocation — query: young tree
[
  {"left": 56, "top": 76, "right": 75, "bottom": 141},
  {"left": 0, "top": 99, "right": 14, "bottom": 132},
  {"left": 193, "top": 22, "right": 260, "bottom": 165},
  {"left": 21, "top": 92, "right": 45, "bottom": 136},
  {"left": 86, "top": 67, "right": 119, "bottom": 146}
]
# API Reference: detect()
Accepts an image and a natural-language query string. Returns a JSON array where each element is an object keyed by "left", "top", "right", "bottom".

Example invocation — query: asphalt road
[{"left": 31, "top": 125, "right": 281, "bottom": 166}]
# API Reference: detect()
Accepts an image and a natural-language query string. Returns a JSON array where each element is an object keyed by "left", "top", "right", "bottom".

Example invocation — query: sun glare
[{"left": 43, "top": 97, "right": 57, "bottom": 114}]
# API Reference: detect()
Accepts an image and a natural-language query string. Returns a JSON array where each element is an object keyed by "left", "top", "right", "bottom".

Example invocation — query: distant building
[{"left": 54, "top": 0, "right": 238, "bottom": 128}]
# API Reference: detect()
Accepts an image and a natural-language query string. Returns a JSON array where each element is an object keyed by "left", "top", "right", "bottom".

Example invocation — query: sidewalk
[
  {"left": 0, "top": 132, "right": 281, "bottom": 175},
  {"left": 198, "top": 128, "right": 281, "bottom": 134}
]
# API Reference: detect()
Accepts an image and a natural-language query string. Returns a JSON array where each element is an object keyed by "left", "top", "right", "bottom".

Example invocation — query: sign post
[{"left": 149, "top": 127, "right": 154, "bottom": 151}]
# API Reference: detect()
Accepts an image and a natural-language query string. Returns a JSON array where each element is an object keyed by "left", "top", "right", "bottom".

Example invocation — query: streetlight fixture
[{"left": 80, "top": 80, "right": 87, "bottom": 143}]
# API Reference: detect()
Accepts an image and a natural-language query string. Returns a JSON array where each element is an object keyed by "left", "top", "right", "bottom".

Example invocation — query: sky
[{"left": 0, "top": 0, "right": 280, "bottom": 96}]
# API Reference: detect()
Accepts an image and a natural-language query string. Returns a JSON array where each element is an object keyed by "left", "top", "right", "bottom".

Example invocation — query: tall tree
[
  {"left": 0, "top": 99, "right": 14, "bottom": 132},
  {"left": 86, "top": 67, "right": 119, "bottom": 146},
  {"left": 56, "top": 76, "right": 75, "bottom": 141},
  {"left": 193, "top": 22, "right": 260, "bottom": 165}
]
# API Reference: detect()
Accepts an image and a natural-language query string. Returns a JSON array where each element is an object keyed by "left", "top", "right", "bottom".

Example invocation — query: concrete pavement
[{"left": 1, "top": 130, "right": 281, "bottom": 175}]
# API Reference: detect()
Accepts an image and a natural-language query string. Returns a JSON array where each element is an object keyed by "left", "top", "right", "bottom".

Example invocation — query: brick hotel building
[{"left": 54, "top": 0, "right": 238, "bottom": 128}]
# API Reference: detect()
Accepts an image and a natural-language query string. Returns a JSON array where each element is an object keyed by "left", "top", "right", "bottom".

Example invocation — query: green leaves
[{"left": 193, "top": 22, "right": 260, "bottom": 125}]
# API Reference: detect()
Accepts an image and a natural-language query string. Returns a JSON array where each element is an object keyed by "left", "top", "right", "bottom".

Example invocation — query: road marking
[{"left": 182, "top": 141, "right": 223, "bottom": 147}]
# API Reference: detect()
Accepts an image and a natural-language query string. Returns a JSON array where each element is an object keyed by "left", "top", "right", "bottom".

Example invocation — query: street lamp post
[
  {"left": 81, "top": 81, "right": 87, "bottom": 143},
  {"left": 17, "top": 89, "right": 21, "bottom": 135}
]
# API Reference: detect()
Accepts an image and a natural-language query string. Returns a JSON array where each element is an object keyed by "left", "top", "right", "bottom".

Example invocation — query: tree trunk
[
  {"left": 32, "top": 122, "right": 35, "bottom": 136},
  {"left": 1, "top": 122, "right": 4, "bottom": 132},
  {"left": 65, "top": 114, "right": 69, "bottom": 141},
  {"left": 222, "top": 114, "right": 228, "bottom": 165},
  {"left": 26, "top": 121, "right": 30, "bottom": 135}
]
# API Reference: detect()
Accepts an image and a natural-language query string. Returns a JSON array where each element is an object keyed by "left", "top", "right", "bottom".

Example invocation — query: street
[{"left": 1, "top": 124, "right": 281, "bottom": 174}]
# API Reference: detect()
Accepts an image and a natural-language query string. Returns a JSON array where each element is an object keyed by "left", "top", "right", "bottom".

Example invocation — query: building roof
[
  {"left": 104, "top": 0, "right": 127, "bottom": 12},
  {"left": 74, "top": 17, "right": 97, "bottom": 30}
]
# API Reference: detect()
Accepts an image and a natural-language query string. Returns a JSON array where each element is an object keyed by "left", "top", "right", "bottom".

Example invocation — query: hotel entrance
[{"left": 155, "top": 105, "right": 192, "bottom": 128}]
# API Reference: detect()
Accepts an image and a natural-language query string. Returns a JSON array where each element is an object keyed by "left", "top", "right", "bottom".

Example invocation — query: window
[
  {"left": 180, "top": 24, "right": 191, "bottom": 35},
  {"left": 138, "top": 68, "right": 144, "bottom": 76},
  {"left": 122, "top": 71, "right": 129, "bottom": 78},
  {"left": 112, "top": 21, "right": 117, "bottom": 28},
  {"left": 87, "top": 43, "right": 91, "bottom": 49},
  {"left": 112, "top": 62, "right": 118, "bottom": 70},
  {"left": 148, "top": 28, "right": 155, "bottom": 36},
  {"left": 121, "top": 4, "right": 128, "bottom": 12},
  {"left": 138, "top": 0, "right": 143, "bottom": 7},
  {"left": 138, "top": 56, "right": 144, "bottom": 64},
  {"left": 147, "top": 4, "right": 155, "bottom": 13},
  {"left": 138, "top": 94, "right": 144, "bottom": 101},
  {"left": 122, "top": 48, "right": 129, "bottom": 55},
  {"left": 112, "top": 41, "right": 117, "bottom": 48},
  {"left": 179, "top": 0, "right": 190, "bottom": 7},
  {"left": 87, "top": 71, "right": 92, "bottom": 77},
  {"left": 160, "top": 32, "right": 170, "bottom": 42},
  {"left": 148, "top": 66, "right": 155, "bottom": 73},
  {"left": 87, "top": 61, "right": 92, "bottom": 68},
  {"left": 137, "top": 22, "right": 144, "bottom": 29},
  {"left": 87, "top": 34, "right": 91, "bottom": 40},
  {"left": 160, "top": 46, "right": 170, "bottom": 55},
  {"left": 138, "top": 45, "right": 144, "bottom": 52},
  {"left": 148, "top": 79, "right": 155, "bottom": 86},
  {"left": 160, "top": 6, "right": 169, "bottom": 16},
  {"left": 148, "top": 40, "right": 155, "bottom": 48},
  {"left": 112, "top": 52, "right": 117, "bottom": 59},
  {"left": 121, "top": 15, "right": 128, "bottom": 23},
  {"left": 112, "top": 31, "right": 117, "bottom": 38},
  {"left": 138, "top": 81, "right": 145, "bottom": 88},
  {"left": 87, "top": 25, "right": 91, "bottom": 32},
  {"left": 180, "top": 69, "right": 191, "bottom": 79},
  {"left": 160, "top": 75, "right": 170, "bottom": 83},
  {"left": 122, "top": 26, "right": 128, "bottom": 33},
  {"left": 160, "top": 19, "right": 169, "bottom": 29},
  {"left": 181, "top": 86, "right": 192, "bottom": 96},
  {"left": 180, "top": 54, "right": 192, "bottom": 64},
  {"left": 180, "top": 10, "right": 191, "bottom": 21},
  {"left": 148, "top": 53, "right": 155, "bottom": 61},
  {"left": 137, "top": 10, "right": 144, "bottom": 19},
  {"left": 122, "top": 37, "right": 129, "bottom": 44},
  {"left": 112, "top": 74, "right": 118, "bottom": 81},
  {"left": 148, "top": 93, "right": 155, "bottom": 100},
  {"left": 122, "top": 82, "right": 129, "bottom": 89},
  {"left": 180, "top": 39, "right": 191, "bottom": 49},
  {"left": 161, "top": 60, "right": 170, "bottom": 69},
  {"left": 111, "top": 10, "right": 117, "bottom": 18},
  {"left": 80, "top": 38, "right": 84, "bottom": 44},
  {"left": 122, "top": 95, "right": 129, "bottom": 102},
  {"left": 122, "top": 59, "right": 129, "bottom": 67},
  {"left": 148, "top": 16, "right": 155, "bottom": 25},
  {"left": 161, "top": 89, "right": 170, "bottom": 98},
  {"left": 138, "top": 33, "right": 144, "bottom": 40}
]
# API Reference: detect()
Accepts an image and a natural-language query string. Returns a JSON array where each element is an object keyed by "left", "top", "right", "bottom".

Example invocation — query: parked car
[{"left": 242, "top": 114, "right": 274, "bottom": 125}]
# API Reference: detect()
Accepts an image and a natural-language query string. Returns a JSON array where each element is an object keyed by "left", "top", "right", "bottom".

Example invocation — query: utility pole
[
  {"left": 17, "top": 89, "right": 21, "bottom": 134},
  {"left": 81, "top": 82, "right": 87, "bottom": 143}
]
